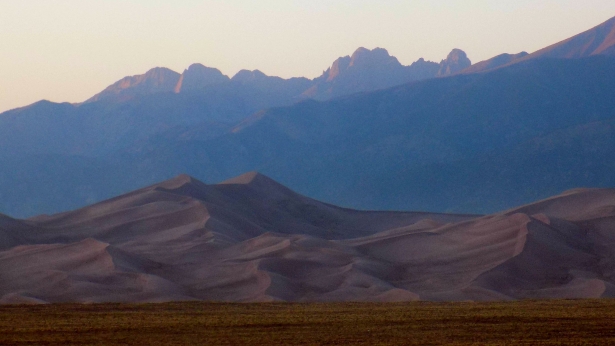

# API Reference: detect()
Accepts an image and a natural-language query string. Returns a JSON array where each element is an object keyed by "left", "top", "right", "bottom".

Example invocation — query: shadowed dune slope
[
  {"left": 0, "top": 214, "right": 40, "bottom": 251},
  {"left": 0, "top": 215, "right": 19, "bottom": 251},
  {"left": 1, "top": 174, "right": 615, "bottom": 303}
]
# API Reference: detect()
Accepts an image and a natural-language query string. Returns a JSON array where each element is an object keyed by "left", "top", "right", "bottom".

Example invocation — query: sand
[{"left": 1, "top": 172, "right": 614, "bottom": 303}]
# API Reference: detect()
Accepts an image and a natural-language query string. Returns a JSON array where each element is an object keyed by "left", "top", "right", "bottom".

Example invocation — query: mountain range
[
  {"left": 86, "top": 47, "right": 470, "bottom": 105},
  {"left": 0, "top": 15, "right": 615, "bottom": 219},
  {"left": 1, "top": 173, "right": 614, "bottom": 303},
  {"left": 0, "top": 47, "right": 467, "bottom": 160}
]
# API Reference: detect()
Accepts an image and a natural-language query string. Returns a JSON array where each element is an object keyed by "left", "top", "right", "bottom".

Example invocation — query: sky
[{"left": 1, "top": 0, "right": 615, "bottom": 113}]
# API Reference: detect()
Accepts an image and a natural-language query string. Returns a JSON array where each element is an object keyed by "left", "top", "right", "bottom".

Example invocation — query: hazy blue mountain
[
  {"left": 0, "top": 47, "right": 462, "bottom": 158},
  {"left": 2, "top": 17, "right": 615, "bottom": 218},
  {"left": 334, "top": 117, "right": 615, "bottom": 214},
  {"left": 0, "top": 94, "right": 241, "bottom": 157},
  {"left": 0, "top": 46, "right": 466, "bottom": 216},
  {"left": 228, "top": 69, "right": 313, "bottom": 103},
  {"left": 2, "top": 54, "right": 615, "bottom": 218},
  {"left": 109, "top": 55, "right": 614, "bottom": 214},
  {"left": 0, "top": 70, "right": 312, "bottom": 158},
  {"left": 0, "top": 154, "right": 133, "bottom": 218}
]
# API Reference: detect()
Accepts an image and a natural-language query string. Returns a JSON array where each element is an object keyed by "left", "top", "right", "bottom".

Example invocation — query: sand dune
[
  {"left": 0, "top": 213, "right": 38, "bottom": 251},
  {"left": 1, "top": 173, "right": 615, "bottom": 303}
]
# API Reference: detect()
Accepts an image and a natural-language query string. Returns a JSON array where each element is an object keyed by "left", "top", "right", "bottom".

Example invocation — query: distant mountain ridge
[
  {"left": 84, "top": 47, "right": 469, "bottom": 104},
  {"left": 462, "top": 15, "right": 615, "bottom": 73},
  {"left": 2, "top": 54, "right": 614, "bottom": 218},
  {"left": 528, "top": 15, "right": 615, "bottom": 59},
  {"left": 0, "top": 47, "right": 468, "bottom": 160}
]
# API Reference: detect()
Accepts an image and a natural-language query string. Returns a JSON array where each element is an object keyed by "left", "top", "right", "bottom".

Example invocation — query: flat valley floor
[{"left": 1, "top": 300, "right": 615, "bottom": 345}]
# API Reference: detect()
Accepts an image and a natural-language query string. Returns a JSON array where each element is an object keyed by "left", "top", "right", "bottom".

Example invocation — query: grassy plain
[{"left": 1, "top": 300, "right": 615, "bottom": 345}]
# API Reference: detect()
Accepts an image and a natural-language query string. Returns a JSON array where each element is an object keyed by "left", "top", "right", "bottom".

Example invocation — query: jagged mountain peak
[
  {"left": 437, "top": 48, "right": 471, "bottom": 76},
  {"left": 321, "top": 47, "right": 405, "bottom": 84},
  {"left": 302, "top": 47, "right": 443, "bottom": 100}
]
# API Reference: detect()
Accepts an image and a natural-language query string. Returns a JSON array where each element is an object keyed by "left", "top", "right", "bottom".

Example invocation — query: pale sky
[{"left": 1, "top": 0, "right": 615, "bottom": 113}]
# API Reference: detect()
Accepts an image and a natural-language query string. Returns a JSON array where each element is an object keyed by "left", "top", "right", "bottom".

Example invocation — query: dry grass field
[{"left": 1, "top": 300, "right": 615, "bottom": 345}]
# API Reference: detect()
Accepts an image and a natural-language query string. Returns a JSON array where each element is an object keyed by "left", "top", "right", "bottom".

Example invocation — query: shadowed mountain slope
[
  {"left": 0, "top": 94, "right": 242, "bottom": 157},
  {"left": 1, "top": 173, "right": 615, "bottom": 303},
  {"left": 109, "top": 55, "right": 615, "bottom": 215},
  {"left": 319, "top": 116, "right": 615, "bottom": 214},
  {"left": 1, "top": 54, "right": 615, "bottom": 218}
]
